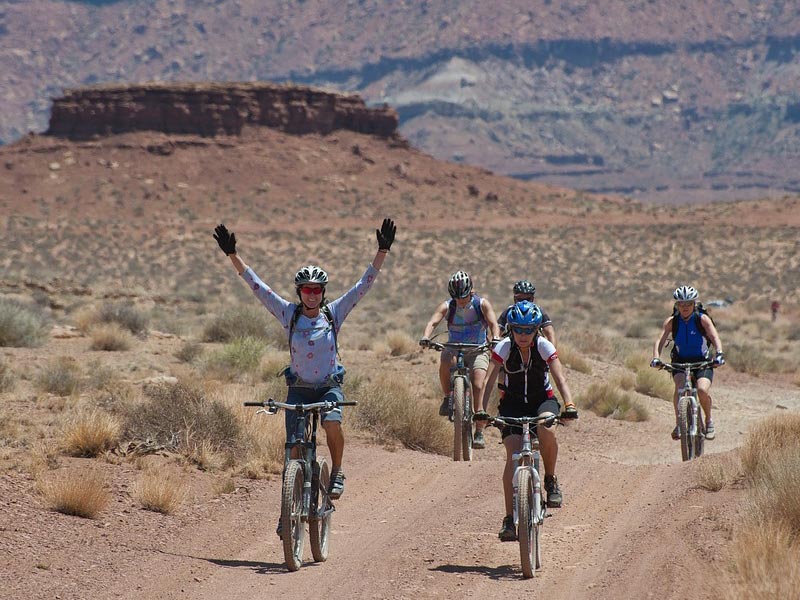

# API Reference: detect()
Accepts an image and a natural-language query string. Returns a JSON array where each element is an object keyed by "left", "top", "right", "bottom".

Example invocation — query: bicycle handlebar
[
  {"left": 659, "top": 360, "right": 717, "bottom": 374},
  {"left": 243, "top": 398, "right": 358, "bottom": 411},
  {"left": 423, "top": 341, "right": 490, "bottom": 353},
  {"left": 473, "top": 412, "right": 577, "bottom": 428}
]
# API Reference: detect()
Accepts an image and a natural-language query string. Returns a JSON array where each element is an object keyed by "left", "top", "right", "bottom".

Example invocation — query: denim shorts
[{"left": 284, "top": 385, "right": 344, "bottom": 443}]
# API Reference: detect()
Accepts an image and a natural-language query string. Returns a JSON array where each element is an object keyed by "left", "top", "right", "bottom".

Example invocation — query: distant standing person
[
  {"left": 213, "top": 218, "right": 396, "bottom": 509},
  {"left": 497, "top": 280, "right": 556, "bottom": 345},
  {"left": 771, "top": 300, "right": 780, "bottom": 322},
  {"left": 651, "top": 285, "right": 725, "bottom": 441}
]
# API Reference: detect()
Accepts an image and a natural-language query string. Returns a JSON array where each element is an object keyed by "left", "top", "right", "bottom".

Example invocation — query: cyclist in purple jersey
[
  {"left": 214, "top": 218, "right": 396, "bottom": 502},
  {"left": 420, "top": 270, "right": 501, "bottom": 449},
  {"left": 651, "top": 285, "right": 725, "bottom": 441}
]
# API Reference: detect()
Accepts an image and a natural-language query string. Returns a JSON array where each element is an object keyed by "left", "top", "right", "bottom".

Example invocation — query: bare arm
[
  {"left": 541, "top": 324, "right": 556, "bottom": 346},
  {"left": 700, "top": 314, "right": 723, "bottom": 353},
  {"left": 480, "top": 299, "right": 501, "bottom": 339},
  {"left": 422, "top": 302, "right": 449, "bottom": 339},
  {"left": 653, "top": 317, "right": 673, "bottom": 359},
  {"left": 228, "top": 253, "right": 247, "bottom": 275},
  {"left": 371, "top": 249, "right": 388, "bottom": 271},
  {"left": 548, "top": 358, "right": 574, "bottom": 407}
]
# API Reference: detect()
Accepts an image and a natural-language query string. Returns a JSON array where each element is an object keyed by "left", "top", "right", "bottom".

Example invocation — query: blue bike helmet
[{"left": 507, "top": 300, "right": 543, "bottom": 328}]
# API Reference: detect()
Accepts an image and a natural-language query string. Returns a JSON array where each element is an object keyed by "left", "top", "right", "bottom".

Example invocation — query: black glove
[
  {"left": 563, "top": 404, "right": 579, "bottom": 419},
  {"left": 376, "top": 218, "right": 396, "bottom": 251},
  {"left": 473, "top": 410, "right": 490, "bottom": 422},
  {"left": 213, "top": 224, "right": 237, "bottom": 256},
  {"left": 713, "top": 352, "right": 725, "bottom": 367},
  {"left": 650, "top": 358, "right": 663, "bottom": 369},
  {"left": 419, "top": 337, "right": 430, "bottom": 348}
]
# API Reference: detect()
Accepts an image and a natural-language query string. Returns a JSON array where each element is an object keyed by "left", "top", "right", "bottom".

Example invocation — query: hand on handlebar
[
  {"left": 713, "top": 352, "right": 725, "bottom": 367},
  {"left": 562, "top": 404, "right": 579, "bottom": 420},
  {"left": 419, "top": 337, "right": 431, "bottom": 348},
  {"left": 472, "top": 410, "right": 490, "bottom": 422},
  {"left": 650, "top": 358, "right": 664, "bottom": 369}
]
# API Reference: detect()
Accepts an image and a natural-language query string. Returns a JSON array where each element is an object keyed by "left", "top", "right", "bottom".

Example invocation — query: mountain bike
[
  {"left": 658, "top": 360, "right": 717, "bottom": 462},
  {"left": 243, "top": 397, "right": 356, "bottom": 571},
  {"left": 424, "top": 340, "right": 489, "bottom": 461},
  {"left": 479, "top": 413, "right": 571, "bottom": 578}
]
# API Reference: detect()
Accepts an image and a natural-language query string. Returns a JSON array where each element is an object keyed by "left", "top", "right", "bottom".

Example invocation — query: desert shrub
[
  {"left": 175, "top": 340, "right": 204, "bottom": 363},
  {"left": 97, "top": 302, "right": 148, "bottom": 335},
  {"left": 576, "top": 382, "right": 649, "bottom": 421},
  {"left": 385, "top": 330, "right": 417, "bottom": 356},
  {"left": 202, "top": 305, "right": 278, "bottom": 344},
  {"left": 785, "top": 323, "right": 800, "bottom": 342},
  {"left": 726, "top": 343, "right": 781, "bottom": 375},
  {"left": 615, "top": 372, "right": 636, "bottom": 391},
  {"left": 750, "top": 451, "right": 800, "bottom": 531},
  {"left": 37, "top": 356, "right": 82, "bottom": 396},
  {"left": 740, "top": 413, "right": 800, "bottom": 481},
  {"left": 89, "top": 323, "right": 133, "bottom": 351},
  {"left": 349, "top": 374, "right": 450, "bottom": 454},
  {"left": 38, "top": 469, "right": 110, "bottom": 518},
  {"left": 204, "top": 337, "right": 266, "bottom": 382},
  {"left": 260, "top": 349, "right": 288, "bottom": 380},
  {"left": 0, "top": 359, "right": 15, "bottom": 393},
  {"left": 696, "top": 453, "right": 740, "bottom": 491},
  {"left": 134, "top": 468, "right": 186, "bottom": 514},
  {"left": 726, "top": 521, "right": 800, "bottom": 599},
  {"left": 624, "top": 350, "right": 652, "bottom": 372},
  {"left": 61, "top": 409, "right": 122, "bottom": 457},
  {"left": 0, "top": 298, "right": 51, "bottom": 347},
  {"left": 234, "top": 381, "right": 286, "bottom": 476},
  {"left": 557, "top": 343, "right": 592, "bottom": 374},
  {"left": 123, "top": 379, "right": 245, "bottom": 464},
  {"left": 624, "top": 319, "right": 654, "bottom": 339},
  {"left": 634, "top": 368, "right": 674, "bottom": 401}
]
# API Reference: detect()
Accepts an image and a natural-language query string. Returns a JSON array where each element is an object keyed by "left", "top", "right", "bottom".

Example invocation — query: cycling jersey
[
  {"left": 492, "top": 336, "right": 558, "bottom": 412},
  {"left": 672, "top": 314, "right": 710, "bottom": 361},
  {"left": 447, "top": 295, "right": 488, "bottom": 344},
  {"left": 241, "top": 264, "right": 379, "bottom": 384}
]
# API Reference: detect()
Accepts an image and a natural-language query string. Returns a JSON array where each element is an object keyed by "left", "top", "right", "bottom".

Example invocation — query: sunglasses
[
  {"left": 300, "top": 285, "right": 324, "bottom": 295},
  {"left": 511, "top": 326, "right": 538, "bottom": 335}
]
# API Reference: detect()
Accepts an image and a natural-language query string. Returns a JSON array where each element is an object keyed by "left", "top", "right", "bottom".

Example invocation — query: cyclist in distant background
[
  {"left": 497, "top": 280, "right": 556, "bottom": 345},
  {"left": 214, "top": 218, "right": 396, "bottom": 503},
  {"left": 651, "top": 285, "right": 725, "bottom": 441},
  {"left": 420, "top": 270, "right": 501, "bottom": 450},
  {"left": 477, "top": 300, "right": 577, "bottom": 541}
]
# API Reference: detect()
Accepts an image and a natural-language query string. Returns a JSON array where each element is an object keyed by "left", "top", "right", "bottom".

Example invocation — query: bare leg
[
  {"left": 471, "top": 367, "right": 488, "bottom": 432},
  {"left": 322, "top": 421, "right": 344, "bottom": 470},
  {"left": 537, "top": 419, "right": 558, "bottom": 477},
  {"left": 502, "top": 435, "right": 521, "bottom": 516}
]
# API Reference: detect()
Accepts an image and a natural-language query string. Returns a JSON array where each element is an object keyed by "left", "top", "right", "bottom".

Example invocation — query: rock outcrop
[{"left": 45, "top": 83, "right": 399, "bottom": 140}]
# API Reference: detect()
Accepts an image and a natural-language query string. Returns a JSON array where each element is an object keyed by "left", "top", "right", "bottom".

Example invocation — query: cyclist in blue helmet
[{"left": 477, "top": 300, "right": 577, "bottom": 541}]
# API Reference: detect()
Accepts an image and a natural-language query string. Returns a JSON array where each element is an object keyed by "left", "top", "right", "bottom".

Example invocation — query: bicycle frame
[{"left": 660, "top": 360, "right": 715, "bottom": 461}]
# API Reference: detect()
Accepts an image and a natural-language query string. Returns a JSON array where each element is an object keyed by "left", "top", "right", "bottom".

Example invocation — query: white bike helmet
[
  {"left": 448, "top": 270, "right": 473, "bottom": 299},
  {"left": 673, "top": 285, "right": 698, "bottom": 301},
  {"left": 295, "top": 265, "right": 329, "bottom": 287}
]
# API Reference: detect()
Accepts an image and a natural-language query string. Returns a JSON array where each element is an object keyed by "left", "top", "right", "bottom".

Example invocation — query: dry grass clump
[
  {"left": 614, "top": 371, "right": 636, "bottom": 391},
  {"left": 123, "top": 379, "right": 245, "bottom": 467},
  {"left": 134, "top": 468, "right": 186, "bottom": 514},
  {"left": 624, "top": 319, "right": 655, "bottom": 339},
  {"left": 726, "top": 342, "right": 782, "bottom": 375},
  {"left": 203, "top": 337, "right": 266, "bottom": 382},
  {"left": 740, "top": 413, "right": 800, "bottom": 479},
  {"left": 61, "top": 409, "right": 122, "bottom": 457},
  {"left": 0, "top": 298, "right": 51, "bottom": 347},
  {"left": 202, "top": 305, "right": 279, "bottom": 344},
  {"left": 38, "top": 468, "right": 110, "bottom": 518},
  {"left": 36, "top": 356, "right": 82, "bottom": 396},
  {"left": 634, "top": 368, "right": 674, "bottom": 401},
  {"left": 750, "top": 451, "right": 800, "bottom": 531},
  {"left": 624, "top": 351, "right": 652, "bottom": 372},
  {"left": 260, "top": 349, "right": 288, "bottom": 381},
  {"left": 77, "top": 302, "right": 148, "bottom": 336},
  {"left": 350, "top": 374, "right": 450, "bottom": 454},
  {"left": 557, "top": 343, "right": 592, "bottom": 374},
  {"left": 233, "top": 380, "right": 288, "bottom": 476},
  {"left": 175, "top": 340, "right": 204, "bottom": 363},
  {"left": 384, "top": 329, "right": 418, "bottom": 356},
  {"left": 696, "top": 453, "right": 741, "bottom": 491},
  {"left": 0, "top": 358, "right": 15, "bottom": 392},
  {"left": 576, "top": 382, "right": 649, "bottom": 421},
  {"left": 89, "top": 323, "right": 133, "bottom": 351},
  {"left": 725, "top": 520, "right": 800, "bottom": 600}
]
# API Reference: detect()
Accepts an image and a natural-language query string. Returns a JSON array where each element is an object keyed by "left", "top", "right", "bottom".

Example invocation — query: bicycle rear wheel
[
  {"left": 309, "top": 457, "right": 332, "bottom": 562},
  {"left": 281, "top": 460, "right": 306, "bottom": 571},
  {"left": 517, "top": 468, "right": 536, "bottom": 578},
  {"left": 462, "top": 383, "right": 473, "bottom": 462},
  {"left": 452, "top": 377, "right": 466, "bottom": 461}
]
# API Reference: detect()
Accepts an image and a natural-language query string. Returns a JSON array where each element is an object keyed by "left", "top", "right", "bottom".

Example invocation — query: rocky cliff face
[{"left": 45, "top": 83, "right": 399, "bottom": 140}]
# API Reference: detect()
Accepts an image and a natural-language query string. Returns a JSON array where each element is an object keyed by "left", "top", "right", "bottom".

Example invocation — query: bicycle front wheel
[
  {"left": 452, "top": 376, "right": 466, "bottom": 462},
  {"left": 309, "top": 457, "right": 332, "bottom": 562},
  {"left": 281, "top": 460, "right": 306, "bottom": 571},
  {"left": 678, "top": 395, "right": 695, "bottom": 461},
  {"left": 517, "top": 468, "right": 536, "bottom": 578}
]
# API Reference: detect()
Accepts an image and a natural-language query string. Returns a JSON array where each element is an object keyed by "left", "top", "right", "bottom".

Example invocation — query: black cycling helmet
[
  {"left": 513, "top": 280, "right": 536, "bottom": 296},
  {"left": 295, "top": 265, "right": 329, "bottom": 287},
  {"left": 448, "top": 270, "right": 473, "bottom": 299}
]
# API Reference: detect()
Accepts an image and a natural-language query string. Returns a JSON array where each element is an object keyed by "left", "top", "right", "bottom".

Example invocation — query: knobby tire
[
  {"left": 462, "top": 383, "right": 473, "bottom": 462},
  {"left": 678, "top": 395, "right": 693, "bottom": 461},
  {"left": 281, "top": 460, "right": 306, "bottom": 571},
  {"left": 517, "top": 468, "right": 536, "bottom": 578},
  {"left": 309, "top": 458, "right": 331, "bottom": 562},
  {"left": 452, "top": 377, "right": 466, "bottom": 462}
]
